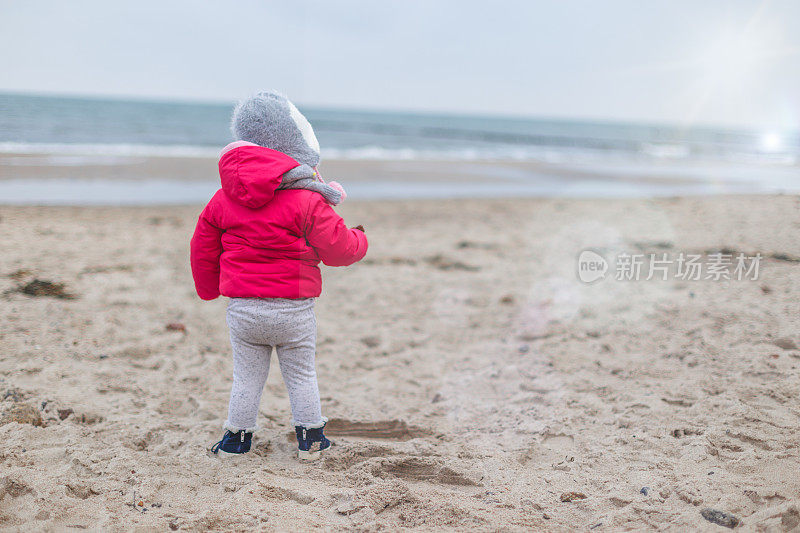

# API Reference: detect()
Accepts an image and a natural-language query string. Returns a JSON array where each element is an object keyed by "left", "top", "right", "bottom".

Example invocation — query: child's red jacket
[{"left": 190, "top": 144, "right": 367, "bottom": 300}]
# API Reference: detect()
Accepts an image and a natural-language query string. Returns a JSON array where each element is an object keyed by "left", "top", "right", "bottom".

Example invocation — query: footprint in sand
[
  {"left": 323, "top": 442, "right": 398, "bottom": 470},
  {"left": 0, "top": 477, "right": 34, "bottom": 499},
  {"left": 371, "top": 457, "right": 482, "bottom": 486},
  {"left": 324, "top": 418, "right": 431, "bottom": 441},
  {"left": 259, "top": 483, "right": 315, "bottom": 505},
  {"left": 285, "top": 418, "right": 430, "bottom": 443},
  {"left": 65, "top": 483, "right": 100, "bottom": 500}
]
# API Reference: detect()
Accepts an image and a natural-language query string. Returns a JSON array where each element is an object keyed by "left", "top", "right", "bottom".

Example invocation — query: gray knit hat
[
  {"left": 229, "top": 92, "right": 344, "bottom": 205},
  {"left": 231, "top": 91, "right": 321, "bottom": 168}
]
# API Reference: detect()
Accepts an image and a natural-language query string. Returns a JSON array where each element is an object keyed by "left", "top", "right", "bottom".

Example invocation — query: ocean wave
[
  {"left": 0, "top": 142, "right": 219, "bottom": 158},
  {"left": 3, "top": 94, "right": 797, "bottom": 169},
  {"left": 325, "top": 145, "right": 641, "bottom": 162},
  {"left": 0, "top": 141, "right": 611, "bottom": 162},
  {"left": 0, "top": 141, "right": 795, "bottom": 167}
]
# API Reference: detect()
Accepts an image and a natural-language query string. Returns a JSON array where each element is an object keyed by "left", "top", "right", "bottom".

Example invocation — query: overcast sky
[{"left": 1, "top": 0, "right": 799, "bottom": 130}]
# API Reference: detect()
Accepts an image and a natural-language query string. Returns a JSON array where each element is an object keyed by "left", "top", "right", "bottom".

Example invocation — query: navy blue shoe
[
  {"left": 295, "top": 422, "right": 332, "bottom": 461},
  {"left": 210, "top": 430, "right": 252, "bottom": 457}
]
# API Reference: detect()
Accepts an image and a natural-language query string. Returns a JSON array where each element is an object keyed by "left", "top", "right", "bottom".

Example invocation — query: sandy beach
[{"left": 1, "top": 194, "right": 799, "bottom": 531}]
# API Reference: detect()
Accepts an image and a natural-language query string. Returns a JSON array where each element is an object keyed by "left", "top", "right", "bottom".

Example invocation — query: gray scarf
[{"left": 278, "top": 164, "right": 343, "bottom": 206}]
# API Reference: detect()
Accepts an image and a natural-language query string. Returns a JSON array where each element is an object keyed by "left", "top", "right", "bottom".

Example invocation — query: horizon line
[{"left": 0, "top": 89, "right": 795, "bottom": 136}]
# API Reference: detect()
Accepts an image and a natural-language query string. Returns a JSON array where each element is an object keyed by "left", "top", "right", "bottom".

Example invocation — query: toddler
[{"left": 190, "top": 92, "right": 368, "bottom": 460}]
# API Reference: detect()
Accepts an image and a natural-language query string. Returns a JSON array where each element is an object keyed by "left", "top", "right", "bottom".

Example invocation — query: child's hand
[{"left": 353, "top": 225, "right": 365, "bottom": 233}]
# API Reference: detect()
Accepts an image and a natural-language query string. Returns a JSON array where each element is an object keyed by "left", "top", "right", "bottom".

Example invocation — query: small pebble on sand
[
  {"left": 700, "top": 508, "right": 740, "bottom": 529},
  {"left": 560, "top": 492, "right": 587, "bottom": 502}
]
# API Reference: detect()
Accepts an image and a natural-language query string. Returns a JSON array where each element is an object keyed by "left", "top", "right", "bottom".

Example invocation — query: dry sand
[{"left": 1, "top": 195, "right": 799, "bottom": 531}]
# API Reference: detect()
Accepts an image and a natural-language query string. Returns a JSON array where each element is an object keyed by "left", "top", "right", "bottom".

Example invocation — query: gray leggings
[{"left": 224, "top": 297, "right": 325, "bottom": 432}]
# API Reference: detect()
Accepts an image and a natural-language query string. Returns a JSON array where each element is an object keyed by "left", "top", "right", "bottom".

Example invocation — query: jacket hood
[{"left": 218, "top": 141, "right": 300, "bottom": 208}]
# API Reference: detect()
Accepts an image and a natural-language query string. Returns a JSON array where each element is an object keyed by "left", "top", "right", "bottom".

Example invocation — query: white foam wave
[
  {"left": 0, "top": 142, "right": 795, "bottom": 168},
  {"left": 320, "top": 145, "right": 609, "bottom": 162},
  {"left": 0, "top": 142, "right": 219, "bottom": 158}
]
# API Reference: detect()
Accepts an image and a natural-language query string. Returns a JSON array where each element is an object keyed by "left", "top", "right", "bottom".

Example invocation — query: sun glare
[
  {"left": 674, "top": 11, "right": 795, "bottom": 128},
  {"left": 760, "top": 132, "right": 783, "bottom": 152}
]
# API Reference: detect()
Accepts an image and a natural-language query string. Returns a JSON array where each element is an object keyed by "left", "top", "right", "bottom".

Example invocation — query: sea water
[{"left": 0, "top": 93, "right": 797, "bottom": 204}]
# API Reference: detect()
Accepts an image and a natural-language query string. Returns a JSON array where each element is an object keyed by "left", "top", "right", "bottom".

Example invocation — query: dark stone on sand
[
  {"left": 424, "top": 254, "right": 480, "bottom": 272},
  {"left": 770, "top": 252, "right": 800, "bottom": 263},
  {"left": 700, "top": 508, "right": 740, "bottom": 529},
  {"left": 560, "top": 492, "right": 587, "bottom": 502},
  {"left": 773, "top": 337, "right": 798, "bottom": 351},
  {"left": 640, "top": 487, "right": 650, "bottom": 496},
  {"left": 18, "top": 279, "right": 76, "bottom": 299},
  {"left": 58, "top": 408, "right": 74, "bottom": 420},
  {"left": 361, "top": 336, "right": 381, "bottom": 348},
  {"left": 165, "top": 322, "right": 187, "bottom": 333}
]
